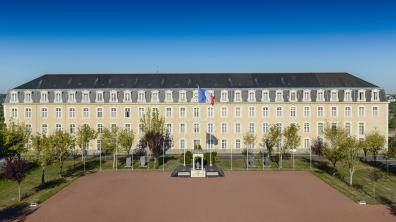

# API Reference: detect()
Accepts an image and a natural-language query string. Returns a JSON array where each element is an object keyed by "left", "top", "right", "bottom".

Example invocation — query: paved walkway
[{"left": 25, "top": 171, "right": 395, "bottom": 222}]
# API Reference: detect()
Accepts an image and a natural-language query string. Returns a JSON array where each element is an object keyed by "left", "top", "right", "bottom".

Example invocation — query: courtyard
[{"left": 23, "top": 171, "right": 395, "bottom": 222}]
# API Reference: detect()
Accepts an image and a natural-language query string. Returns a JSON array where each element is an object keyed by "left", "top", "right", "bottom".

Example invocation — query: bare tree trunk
[
  {"left": 18, "top": 183, "right": 21, "bottom": 202},
  {"left": 41, "top": 167, "right": 45, "bottom": 185},
  {"left": 279, "top": 153, "right": 283, "bottom": 169},
  {"left": 349, "top": 169, "right": 355, "bottom": 186}
]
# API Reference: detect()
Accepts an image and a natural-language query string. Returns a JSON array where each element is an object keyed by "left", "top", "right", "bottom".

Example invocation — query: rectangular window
[
  {"left": 83, "top": 108, "right": 89, "bottom": 119},
  {"left": 331, "top": 107, "right": 337, "bottom": 117},
  {"left": 262, "top": 107, "right": 269, "bottom": 117},
  {"left": 276, "top": 107, "right": 283, "bottom": 117},
  {"left": 304, "top": 139, "right": 311, "bottom": 150},
  {"left": 235, "top": 107, "right": 241, "bottom": 117},
  {"left": 235, "top": 139, "right": 241, "bottom": 149},
  {"left": 97, "top": 124, "right": 103, "bottom": 133},
  {"left": 55, "top": 92, "right": 62, "bottom": 103},
  {"left": 318, "top": 123, "right": 324, "bottom": 137},
  {"left": 123, "top": 91, "right": 131, "bottom": 102},
  {"left": 69, "top": 108, "right": 76, "bottom": 118},
  {"left": 331, "top": 91, "right": 338, "bottom": 101},
  {"left": 303, "top": 90, "right": 311, "bottom": 101},
  {"left": 97, "top": 108, "right": 103, "bottom": 118},
  {"left": 55, "top": 108, "right": 62, "bottom": 118},
  {"left": 304, "top": 123, "right": 310, "bottom": 133},
  {"left": 180, "top": 140, "right": 186, "bottom": 150},
  {"left": 165, "top": 91, "right": 173, "bottom": 102},
  {"left": 111, "top": 108, "right": 117, "bottom": 118},
  {"left": 11, "top": 108, "right": 18, "bottom": 118},
  {"left": 317, "top": 107, "right": 324, "bottom": 117},
  {"left": 193, "top": 139, "right": 200, "bottom": 148},
  {"left": 24, "top": 92, "right": 32, "bottom": 103},
  {"left": 193, "top": 122, "right": 200, "bottom": 133},
  {"left": 372, "top": 106, "right": 379, "bottom": 117},
  {"left": 221, "top": 123, "right": 227, "bottom": 133},
  {"left": 207, "top": 123, "right": 214, "bottom": 133},
  {"left": 317, "top": 91, "right": 324, "bottom": 101},
  {"left": 138, "top": 91, "right": 145, "bottom": 102},
  {"left": 124, "top": 108, "right": 130, "bottom": 118},
  {"left": 276, "top": 91, "right": 283, "bottom": 102},
  {"left": 358, "top": 123, "right": 365, "bottom": 136},
  {"left": 234, "top": 91, "right": 242, "bottom": 102},
  {"left": 290, "top": 91, "right": 296, "bottom": 102},
  {"left": 96, "top": 91, "right": 104, "bottom": 102},
  {"left": 304, "top": 106, "right": 310, "bottom": 117},
  {"left": 221, "top": 139, "right": 227, "bottom": 149},
  {"left": 262, "top": 123, "right": 269, "bottom": 133},
  {"left": 125, "top": 124, "right": 131, "bottom": 132},
  {"left": 110, "top": 92, "right": 118, "bottom": 102},
  {"left": 221, "top": 107, "right": 227, "bottom": 118},
  {"left": 248, "top": 91, "right": 256, "bottom": 102},
  {"left": 55, "top": 124, "right": 62, "bottom": 132},
  {"left": 193, "top": 108, "right": 200, "bottom": 118},
  {"left": 25, "top": 108, "right": 32, "bottom": 118},
  {"left": 179, "top": 91, "right": 186, "bottom": 102},
  {"left": 248, "top": 106, "right": 255, "bottom": 117},
  {"left": 179, "top": 107, "right": 186, "bottom": 118},
  {"left": 69, "top": 124, "right": 76, "bottom": 134},
  {"left": 235, "top": 123, "right": 241, "bottom": 133},
  {"left": 207, "top": 107, "right": 214, "bottom": 118},
  {"left": 151, "top": 91, "right": 159, "bottom": 102},
  {"left": 249, "top": 123, "right": 255, "bottom": 133},
  {"left": 25, "top": 124, "right": 32, "bottom": 133},
  {"left": 139, "top": 108, "right": 145, "bottom": 118},
  {"left": 165, "top": 123, "right": 172, "bottom": 134},
  {"left": 262, "top": 91, "right": 269, "bottom": 102},
  {"left": 345, "top": 123, "right": 351, "bottom": 136},
  {"left": 180, "top": 123, "right": 186, "bottom": 133},
  {"left": 358, "top": 107, "right": 365, "bottom": 117},
  {"left": 345, "top": 107, "right": 351, "bottom": 117},
  {"left": 41, "top": 108, "right": 48, "bottom": 118},
  {"left": 290, "top": 107, "right": 296, "bottom": 117},
  {"left": 42, "top": 124, "right": 48, "bottom": 135},
  {"left": 165, "top": 107, "right": 172, "bottom": 117}
]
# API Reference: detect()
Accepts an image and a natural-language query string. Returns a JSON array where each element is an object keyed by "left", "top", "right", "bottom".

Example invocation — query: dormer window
[
  {"left": 24, "top": 91, "right": 32, "bottom": 103},
  {"left": 192, "top": 90, "right": 198, "bottom": 102},
  {"left": 330, "top": 90, "right": 338, "bottom": 102},
  {"left": 303, "top": 90, "right": 311, "bottom": 102},
  {"left": 40, "top": 91, "right": 49, "bottom": 103},
  {"left": 344, "top": 90, "right": 352, "bottom": 102},
  {"left": 221, "top": 90, "right": 228, "bottom": 102},
  {"left": 371, "top": 89, "right": 380, "bottom": 101},
  {"left": 179, "top": 90, "right": 187, "bottom": 102},
  {"left": 138, "top": 90, "right": 146, "bottom": 103},
  {"left": 358, "top": 89, "right": 366, "bottom": 102},
  {"left": 96, "top": 91, "right": 104, "bottom": 103},
  {"left": 68, "top": 91, "right": 76, "bottom": 103},
  {"left": 110, "top": 90, "right": 118, "bottom": 103},
  {"left": 248, "top": 90, "right": 256, "bottom": 102},
  {"left": 10, "top": 91, "right": 18, "bottom": 103},
  {"left": 123, "top": 91, "right": 131, "bottom": 102},
  {"left": 289, "top": 90, "right": 297, "bottom": 102},
  {"left": 275, "top": 90, "right": 283, "bottom": 102},
  {"left": 234, "top": 90, "right": 242, "bottom": 102},
  {"left": 151, "top": 90, "right": 159, "bottom": 103},
  {"left": 54, "top": 91, "right": 62, "bottom": 103},
  {"left": 82, "top": 91, "right": 90, "bottom": 103},
  {"left": 165, "top": 90, "right": 173, "bottom": 102},
  {"left": 262, "top": 90, "right": 269, "bottom": 102},
  {"left": 317, "top": 90, "right": 324, "bottom": 102}
]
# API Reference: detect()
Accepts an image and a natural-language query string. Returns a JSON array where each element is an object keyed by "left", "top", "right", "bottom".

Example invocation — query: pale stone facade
[{"left": 3, "top": 73, "right": 388, "bottom": 154}]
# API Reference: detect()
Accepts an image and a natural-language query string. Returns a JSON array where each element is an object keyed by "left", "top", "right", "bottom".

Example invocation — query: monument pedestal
[{"left": 191, "top": 169, "right": 206, "bottom": 178}]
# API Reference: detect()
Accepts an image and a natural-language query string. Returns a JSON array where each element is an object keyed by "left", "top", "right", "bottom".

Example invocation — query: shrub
[
  {"left": 178, "top": 150, "right": 193, "bottom": 164},
  {"left": 204, "top": 152, "right": 217, "bottom": 165}
]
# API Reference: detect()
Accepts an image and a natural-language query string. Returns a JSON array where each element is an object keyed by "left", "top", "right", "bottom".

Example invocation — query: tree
[
  {"left": 343, "top": 136, "right": 361, "bottom": 186},
  {"left": 119, "top": 129, "right": 135, "bottom": 170},
  {"left": 3, "top": 159, "right": 29, "bottom": 202},
  {"left": 1, "top": 123, "right": 30, "bottom": 161},
  {"left": 322, "top": 125, "right": 348, "bottom": 175},
  {"left": 243, "top": 132, "right": 256, "bottom": 169},
  {"left": 31, "top": 134, "right": 54, "bottom": 185},
  {"left": 139, "top": 109, "right": 171, "bottom": 168},
  {"left": 50, "top": 130, "right": 75, "bottom": 177},
  {"left": 101, "top": 127, "right": 120, "bottom": 170},
  {"left": 76, "top": 125, "right": 97, "bottom": 173},
  {"left": 365, "top": 131, "right": 386, "bottom": 162},
  {"left": 283, "top": 124, "right": 301, "bottom": 169},
  {"left": 368, "top": 169, "right": 384, "bottom": 200},
  {"left": 263, "top": 124, "right": 282, "bottom": 168}
]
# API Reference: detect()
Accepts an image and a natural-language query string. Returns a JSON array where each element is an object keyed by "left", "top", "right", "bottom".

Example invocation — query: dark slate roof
[{"left": 13, "top": 73, "right": 378, "bottom": 90}]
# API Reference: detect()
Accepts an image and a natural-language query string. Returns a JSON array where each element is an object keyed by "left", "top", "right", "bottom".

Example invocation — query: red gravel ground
[{"left": 24, "top": 171, "right": 395, "bottom": 222}]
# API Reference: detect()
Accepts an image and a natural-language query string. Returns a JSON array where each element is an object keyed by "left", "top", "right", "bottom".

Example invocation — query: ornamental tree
[
  {"left": 283, "top": 124, "right": 301, "bottom": 169},
  {"left": 76, "top": 125, "right": 97, "bottom": 173},
  {"left": 263, "top": 124, "right": 282, "bottom": 167},
  {"left": 31, "top": 134, "right": 54, "bottom": 186},
  {"left": 3, "top": 159, "right": 29, "bottom": 202},
  {"left": 365, "top": 131, "right": 386, "bottom": 162},
  {"left": 50, "top": 130, "right": 75, "bottom": 177}
]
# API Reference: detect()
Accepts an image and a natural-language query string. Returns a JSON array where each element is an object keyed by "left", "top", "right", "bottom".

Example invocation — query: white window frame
[
  {"left": 95, "top": 91, "right": 104, "bottom": 103},
  {"left": 123, "top": 90, "right": 132, "bottom": 102},
  {"left": 24, "top": 91, "right": 32, "bottom": 103},
  {"left": 165, "top": 90, "right": 173, "bottom": 102},
  {"left": 371, "top": 89, "right": 380, "bottom": 102},
  {"left": 303, "top": 89, "right": 311, "bottom": 102},
  {"left": 275, "top": 90, "right": 283, "bottom": 102},
  {"left": 151, "top": 90, "right": 159, "bottom": 103},
  {"left": 344, "top": 89, "right": 352, "bottom": 102},
  {"left": 234, "top": 90, "right": 242, "bottom": 102},
  {"left": 330, "top": 89, "right": 339, "bottom": 102},
  {"left": 55, "top": 107, "right": 62, "bottom": 119},
  {"left": 262, "top": 90, "right": 270, "bottom": 102},
  {"left": 316, "top": 90, "right": 325, "bottom": 102},
  {"left": 10, "top": 91, "right": 18, "bottom": 103},
  {"left": 81, "top": 90, "right": 90, "bottom": 103},
  {"left": 179, "top": 90, "right": 187, "bottom": 102},
  {"left": 137, "top": 90, "right": 146, "bottom": 103},
  {"left": 40, "top": 91, "right": 49, "bottom": 103},
  {"left": 289, "top": 90, "right": 297, "bottom": 102},
  {"left": 358, "top": 89, "right": 366, "bottom": 102},
  {"left": 109, "top": 90, "right": 118, "bottom": 103},
  {"left": 54, "top": 91, "right": 62, "bottom": 103},
  {"left": 248, "top": 90, "right": 256, "bottom": 102},
  {"left": 68, "top": 91, "right": 76, "bottom": 103},
  {"left": 220, "top": 90, "right": 229, "bottom": 102}
]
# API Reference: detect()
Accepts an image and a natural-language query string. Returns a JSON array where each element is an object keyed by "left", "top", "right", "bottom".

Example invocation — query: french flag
[{"left": 198, "top": 88, "right": 215, "bottom": 105}]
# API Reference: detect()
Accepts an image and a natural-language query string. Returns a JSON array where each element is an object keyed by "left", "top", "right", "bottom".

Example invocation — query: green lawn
[{"left": 1, "top": 155, "right": 395, "bottom": 210}]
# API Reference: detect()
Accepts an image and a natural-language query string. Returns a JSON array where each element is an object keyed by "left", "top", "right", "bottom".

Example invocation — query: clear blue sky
[{"left": 0, "top": 0, "right": 395, "bottom": 93}]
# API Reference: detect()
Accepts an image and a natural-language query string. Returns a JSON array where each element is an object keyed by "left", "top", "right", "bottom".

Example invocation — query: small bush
[
  {"left": 204, "top": 152, "right": 217, "bottom": 165},
  {"left": 178, "top": 151, "right": 193, "bottom": 164}
]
